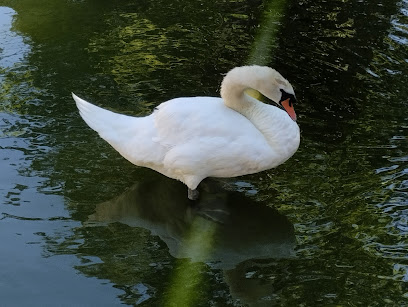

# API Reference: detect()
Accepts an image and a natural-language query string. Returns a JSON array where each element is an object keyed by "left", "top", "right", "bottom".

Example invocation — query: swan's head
[
  {"left": 256, "top": 66, "right": 297, "bottom": 121},
  {"left": 221, "top": 65, "right": 298, "bottom": 121}
]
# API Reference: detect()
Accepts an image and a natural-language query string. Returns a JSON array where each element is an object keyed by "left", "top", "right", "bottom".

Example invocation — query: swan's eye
[{"left": 279, "top": 89, "right": 296, "bottom": 107}]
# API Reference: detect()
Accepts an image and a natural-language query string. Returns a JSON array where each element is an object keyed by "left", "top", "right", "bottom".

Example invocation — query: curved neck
[
  {"left": 220, "top": 67, "right": 300, "bottom": 161},
  {"left": 245, "top": 102, "right": 300, "bottom": 161},
  {"left": 220, "top": 67, "right": 261, "bottom": 114},
  {"left": 220, "top": 65, "right": 284, "bottom": 113}
]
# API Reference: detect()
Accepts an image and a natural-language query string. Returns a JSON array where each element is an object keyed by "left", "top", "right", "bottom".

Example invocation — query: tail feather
[{"left": 72, "top": 93, "right": 134, "bottom": 141}]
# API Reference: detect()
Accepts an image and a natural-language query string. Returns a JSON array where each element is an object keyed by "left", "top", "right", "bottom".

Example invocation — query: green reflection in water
[
  {"left": 164, "top": 217, "right": 218, "bottom": 307},
  {"left": 247, "top": 0, "right": 287, "bottom": 65}
]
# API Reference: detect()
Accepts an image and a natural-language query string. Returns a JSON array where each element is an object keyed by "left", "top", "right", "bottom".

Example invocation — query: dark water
[{"left": 0, "top": 0, "right": 407, "bottom": 305}]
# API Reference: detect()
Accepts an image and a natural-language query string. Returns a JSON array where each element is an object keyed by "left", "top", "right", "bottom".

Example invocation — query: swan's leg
[
  {"left": 185, "top": 176, "right": 202, "bottom": 200},
  {"left": 188, "top": 188, "right": 199, "bottom": 200}
]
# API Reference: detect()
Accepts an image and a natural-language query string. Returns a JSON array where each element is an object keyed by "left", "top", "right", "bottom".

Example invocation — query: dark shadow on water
[
  {"left": 87, "top": 176, "right": 295, "bottom": 270},
  {"left": 84, "top": 175, "right": 295, "bottom": 305}
]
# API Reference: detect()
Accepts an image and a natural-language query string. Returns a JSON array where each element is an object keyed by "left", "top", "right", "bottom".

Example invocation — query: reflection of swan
[
  {"left": 73, "top": 65, "right": 300, "bottom": 199},
  {"left": 87, "top": 175, "right": 295, "bottom": 270}
]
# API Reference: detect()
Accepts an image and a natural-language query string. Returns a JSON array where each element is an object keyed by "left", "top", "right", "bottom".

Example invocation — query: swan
[{"left": 73, "top": 65, "right": 300, "bottom": 200}]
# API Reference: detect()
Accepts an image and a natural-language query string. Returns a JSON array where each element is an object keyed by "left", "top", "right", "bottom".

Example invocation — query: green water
[{"left": 0, "top": 0, "right": 407, "bottom": 305}]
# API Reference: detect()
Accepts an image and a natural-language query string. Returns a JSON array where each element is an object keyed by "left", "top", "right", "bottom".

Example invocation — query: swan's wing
[
  {"left": 153, "top": 97, "right": 274, "bottom": 180},
  {"left": 153, "top": 97, "right": 252, "bottom": 146}
]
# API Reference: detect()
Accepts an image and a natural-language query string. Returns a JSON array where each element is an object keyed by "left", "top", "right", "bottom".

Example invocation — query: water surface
[{"left": 0, "top": 0, "right": 408, "bottom": 305}]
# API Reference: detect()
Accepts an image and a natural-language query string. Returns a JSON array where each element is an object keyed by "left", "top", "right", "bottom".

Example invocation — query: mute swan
[{"left": 73, "top": 65, "right": 300, "bottom": 200}]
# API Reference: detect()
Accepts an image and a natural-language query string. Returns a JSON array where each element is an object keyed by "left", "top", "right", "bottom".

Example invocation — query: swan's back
[{"left": 153, "top": 97, "right": 260, "bottom": 146}]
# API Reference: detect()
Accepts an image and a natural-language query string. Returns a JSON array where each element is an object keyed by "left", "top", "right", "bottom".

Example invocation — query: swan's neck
[
  {"left": 220, "top": 69, "right": 259, "bottom": 114},
  {"left": 245, "top": 101, "right": 300, "bottom": 162},
  {"left": 220, "top": 68, "right": 300, "bottom": 162}
]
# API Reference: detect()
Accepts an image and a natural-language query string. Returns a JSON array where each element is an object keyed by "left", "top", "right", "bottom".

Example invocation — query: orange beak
[{"left": 281, "top": 98, "right": 297, "bottom": 121}]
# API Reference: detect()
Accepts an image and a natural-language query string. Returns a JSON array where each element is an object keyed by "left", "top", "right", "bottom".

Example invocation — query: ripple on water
[
  {"left": 0, "top": 7, "right": 30, "bottom": 68},
  {"left": 371, "top": 128, "right": 408, "bottom": 261}
]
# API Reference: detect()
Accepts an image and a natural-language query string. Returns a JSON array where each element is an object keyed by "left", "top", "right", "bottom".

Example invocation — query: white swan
[{"left": 73, "top": 65, "right": 300, "bottom": 200}]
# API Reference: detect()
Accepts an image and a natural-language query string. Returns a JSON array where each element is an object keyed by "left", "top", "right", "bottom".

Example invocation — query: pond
[{"left": 0, "top": 0, "right": 407, "bottom": 305}]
